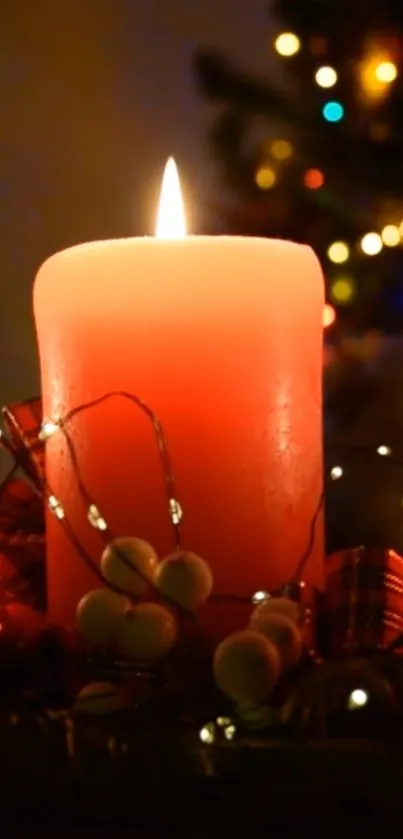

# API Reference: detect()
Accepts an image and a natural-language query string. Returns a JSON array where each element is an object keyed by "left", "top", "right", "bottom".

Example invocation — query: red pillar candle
[{"left": 34, "top": 160, "right": 324, "bottom": 630}]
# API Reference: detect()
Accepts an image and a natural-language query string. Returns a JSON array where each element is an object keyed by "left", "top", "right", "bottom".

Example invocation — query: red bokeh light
[{"left": 304, "top": 168, "right": 324, "bottom": 190}]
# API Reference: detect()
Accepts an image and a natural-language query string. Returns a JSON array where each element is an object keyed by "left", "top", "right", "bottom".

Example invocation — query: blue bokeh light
[{"left": 322, "top": 101, "right": 344, "bottom": 122}]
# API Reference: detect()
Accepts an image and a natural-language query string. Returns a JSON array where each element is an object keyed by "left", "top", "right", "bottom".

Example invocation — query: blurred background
[{"left": 2, "top": 0, "right": 403, "bottom": 553}]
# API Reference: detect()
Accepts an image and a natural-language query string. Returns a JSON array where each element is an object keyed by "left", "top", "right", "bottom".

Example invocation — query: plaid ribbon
[
  {"left": 0, "top": 397, "right": 46, "bottom": 609},
  {"left": 324, "top": 547, "right": 403, "bottom": 657}
]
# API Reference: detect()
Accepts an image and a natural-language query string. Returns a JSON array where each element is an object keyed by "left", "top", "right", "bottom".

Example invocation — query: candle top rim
[{"left": 37, "top": 235, "right": 317, "bottom": 272}]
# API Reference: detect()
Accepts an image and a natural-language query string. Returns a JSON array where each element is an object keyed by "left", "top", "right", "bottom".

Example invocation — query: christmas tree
[{"left": 194, "top": 0, "right": 403, "bottom": 333}]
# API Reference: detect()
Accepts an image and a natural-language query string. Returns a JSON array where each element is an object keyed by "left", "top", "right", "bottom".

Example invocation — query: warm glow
[
  {"left": 255, "top": 166, "right": 276, "bottom": 189},
  {"left": 360, "top": 232, "right": 383, "bottom": 255},
  {"left": 327, "top": 241, "right": 350, "bottom": 264},
  {"left": 156, "top": 157, "right": 186, "bottom": 239},
  {"left": 360, "top": 55, "right": 397, "bottom": 99},
  {"left": 348, "top": 688, "right": 369, "bottom": 710},
  {"left": 315, "top": 66, "right": 337, "bottom": 88},
  {"left": 377, "top": 445, "right": 391, "bottom": 456},
  {"left": 330, "top": 276, "right": 355, "bottom": 304},
  {"left": 304, "top": 168, "right": 324, "bottom": 190},
  {"left": 323, "top": 304, "right": 336, "bottom": 328},
  {"left": 375, "top": 61, "right": 398, "bottom": 83},
  {"left": 275, "top": 32, "right": 301, "bottom": 56},
  {"left": 271, "top": 139, "right": 293, "bottom": 160},
  {"left": 381, "top": 224, "right": 400, "bottom": 247}
]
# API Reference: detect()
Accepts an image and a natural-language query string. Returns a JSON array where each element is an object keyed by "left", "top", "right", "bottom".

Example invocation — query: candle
[{"left": 34, "top": 159, "right": 324, "bottom": 633}]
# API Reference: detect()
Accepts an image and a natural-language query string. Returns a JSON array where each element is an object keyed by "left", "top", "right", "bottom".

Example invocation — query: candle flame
[{"left": 156, "top": 157, "right": 186, "bottom": 238}]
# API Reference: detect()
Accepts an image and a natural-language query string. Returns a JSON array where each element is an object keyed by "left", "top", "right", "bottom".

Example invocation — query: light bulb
[
  {"left": 375, "top": 61, "right": 398, "bottom": 83},
  {"left": 274, "top": 32, "right": 301, "bottom": 57},
  {"left": 381, "top": 225, "right": 400, "bottom": 247},
  {"left": 327, "top": 241, "right": 350, "bottom": 264},
  {"left": 360, "top": 232, "right": 383, "bottom": 256},
  {"left": 255, "top": 166, "right": 276, "bottom": 189},
  {"left": 315, "top": 66, "right": 337, "bottom": 88}
]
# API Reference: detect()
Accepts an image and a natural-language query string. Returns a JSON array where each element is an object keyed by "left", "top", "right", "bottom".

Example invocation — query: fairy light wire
[
  {"left": 60, "top": 391, "right": 182, "bottom": 548},
  {"left": 4, "top": 392, "right": 403, "bottom": 620}
]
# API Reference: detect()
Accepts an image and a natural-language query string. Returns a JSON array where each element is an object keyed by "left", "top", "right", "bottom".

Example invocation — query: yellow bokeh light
[
  {"left": 381, "top": 224, "right": 400, "bottom": 247},
  {"left": 360, "top": 55, "right": 398, "bottom": 99},
  {"left": 360, "top": 232, "right": 383, "bottom": 255},
  {"left": 375, "top": 61, "right": 398, "bottom": 83},
  {"left": 323, "top": 304, "right": 336, "bottom": 328},
  {"left": 330, "top": 276, "right": 355, "bottom": 304},
  {"left": 327, "top": 241, "right": 350, "bottom": 264},
  {"left": 274, "top": 32, "right": 301, "bottom": 57},
  {"left": 315, "top": 65, "right": 338, "bottom": 88},
  {"left": 271, "top": 139, "right": 293, "bottom": 160},
  {"left": 255, "top": 166, "right": 276, "bottom": 189}
]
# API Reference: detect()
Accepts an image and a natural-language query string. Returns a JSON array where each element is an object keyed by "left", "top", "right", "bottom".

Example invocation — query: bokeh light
[
  {"left": 322, "top": 101, "right": 344, "bottom": 122},
  {"left": 255, "top": 166, "right": 276, "bottom": 189},
  {"left": 381, "top": 224, "right": 400, "bottom": 247},
  {"left": 348, "top": 688, "right": 369, "bottom": 710},
  {"left": 330, "top": 275, "right": 356, "bottom": 304},
  {"left": 360, "top": 55, "right": 398, "bottom": 99},
  {"left": 315, "top": 66, "right": 338, "bottom": 88},
  {"left": 323, "top": 304, "right": 336, "bottom": 328},
  {"left": 327, "top": 241, "right": 350, "bottom": 264},
  {"left": 271, "top": 139, "right": 293, "bottom": 160},
  {"left": 360, "top": 232, "right": 383, "bottom": 255},
  {"left": 375, "top": 61, "right": 398, "bottom": 83},
  {"left": 304, "top": 168, "right": 324, "bottom": 189},
  {"left": 274, "top": 32, "right": 301, "bottom": 57}
]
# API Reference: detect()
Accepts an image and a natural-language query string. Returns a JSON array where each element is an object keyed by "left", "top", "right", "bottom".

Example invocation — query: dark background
[{"left": 0, "top": 0, "right": 272, "bottom": 408}]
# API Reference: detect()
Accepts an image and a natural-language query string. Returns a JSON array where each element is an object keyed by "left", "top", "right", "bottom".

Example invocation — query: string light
[
  {"left": 330, "top": 466, "right": 343, "bottom": 480},
  {"left": 255, "top": 166, "right": 276, "bottom": 189},
  {"left": 274, "top": 32, "right": 301, "bottom": 57},
  {"left": 327, "top": 241, "right": 350, "bottom": 264},
  {"left": 381, "top": 224, "right": 400, "bottom": 247},
  {"left": 323, "top": 304, "right": 336, "bottom": 328},
  {"left": 252, "top": 590, "right": 270, "bottom": 605},
  {"left": 330, "top": 276, "right": 355, "bottom": 304},
  {"left": 39, "top": 418, "right": 60, "bottom": 441},
  {"left": 223, "top": 724, "right": 236, "bottom": 741},
  {"left": 348, "top": 688, "right": 369, "bottom": 710},
  {"left": 375, "top": 61, "right": 398, "bottom": 83},
  {"left": 87, "top": 504, "right": 108, "bottom": 531},
  {"left": 315, "top": 66, "right": 337, "bottom": 88},
  {"left": 199, "top": 723, "right": 215, "bottom": 744},
  {"left": 377, "top": 445, "right": 392, "bottom": 456},
  {"left": 322, "top": 101, "right": 344, "bottom": 122},
  {"left": 271, "top": 139, "right": 293, "bottom": 160},
  {"left": 360, "top": 232, "right": 383, "bottom": 256},
  {"left": 48, "top": 495, "right": 65, "bottom": 520},
  {"left": 169, "top": 498, "right": 183, "bottom": 525}
]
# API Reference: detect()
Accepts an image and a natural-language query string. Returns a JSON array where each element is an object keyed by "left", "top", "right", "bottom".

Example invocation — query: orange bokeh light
[{"left": 304, "top": 168, "right": 324, "bottom": 190}]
